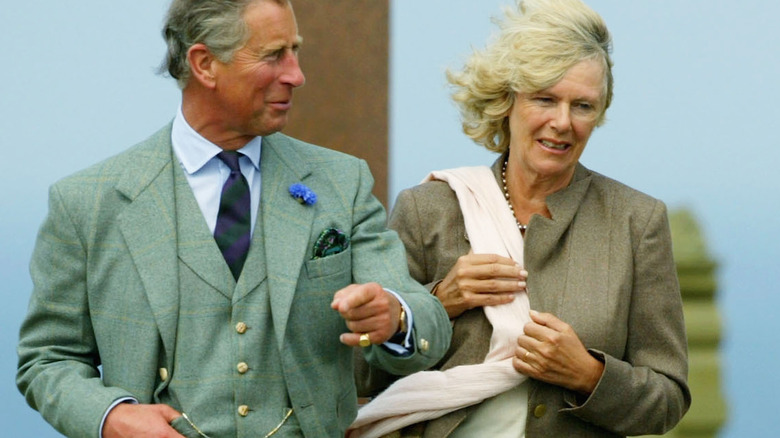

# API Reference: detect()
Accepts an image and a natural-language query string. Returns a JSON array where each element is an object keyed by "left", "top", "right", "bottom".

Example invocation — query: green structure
[{"left": 650, "top": 209, "right": 727, "bottom": 437}]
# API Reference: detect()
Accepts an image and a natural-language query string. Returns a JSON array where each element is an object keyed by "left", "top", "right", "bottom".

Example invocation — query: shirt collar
[{"left": 171, "top": 106, "right": 262, "bottom": 175}]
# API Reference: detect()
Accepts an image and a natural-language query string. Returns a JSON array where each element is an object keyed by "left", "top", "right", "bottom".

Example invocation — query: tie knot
[{"left": 217, "top": 150, "right": 242, "bottom": 172}]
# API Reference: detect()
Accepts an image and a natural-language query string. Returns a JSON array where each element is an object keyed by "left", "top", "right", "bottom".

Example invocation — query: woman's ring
[
  {"left": 359, "top": 333, "right": 371, "bottom": 347},
  {"left": 525, "top": 351, "right": 531, "bottom": 360}
]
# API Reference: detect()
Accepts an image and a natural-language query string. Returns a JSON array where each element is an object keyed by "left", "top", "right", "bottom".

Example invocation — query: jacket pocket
[{"left": 304, "top": 247, "right": 351, "bottom": 279}]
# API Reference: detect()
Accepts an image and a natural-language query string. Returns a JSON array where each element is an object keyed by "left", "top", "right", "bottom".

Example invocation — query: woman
[{"left": 351, "top": 0, "right": 690, "bottom": 437}]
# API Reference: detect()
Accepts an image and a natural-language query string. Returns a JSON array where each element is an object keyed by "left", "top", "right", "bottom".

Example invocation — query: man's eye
[{"left": 262, "top": 49, "right": 284, "bottom": 61}]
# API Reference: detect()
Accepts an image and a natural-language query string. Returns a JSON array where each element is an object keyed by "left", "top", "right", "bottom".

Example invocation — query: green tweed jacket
[
  {"left": 17, "top": 124, "right": 451, "bottom": 438},
  {"left": 358, "top": 156, "right": 690, "bottom": 437}
]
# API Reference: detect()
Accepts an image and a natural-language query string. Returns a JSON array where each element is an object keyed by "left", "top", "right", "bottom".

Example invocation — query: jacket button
[
  {"left": 533, "top": 404, "right": 547, "bottom": 418},
  {"left": 237, "top": 405, "right": 250, "bottom": 417},
  {"left": 235, "top": 322, "right": 248, "bottom": 334},
  {"left": 159, "top": 368, "right": 169, "bottom": 382},
  {"left": 237, "top": 362, "right": 249, "bottom": 374},
  {"left": 419, "top": 338, "right": 430, "bottom": 353}
]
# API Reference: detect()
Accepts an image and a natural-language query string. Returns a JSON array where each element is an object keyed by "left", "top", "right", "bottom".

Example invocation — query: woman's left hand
[{"left": 513, "top": 310, "right": 604, "bottom": 395}]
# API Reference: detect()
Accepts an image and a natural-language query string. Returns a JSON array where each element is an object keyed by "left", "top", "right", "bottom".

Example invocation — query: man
[{"left": 16, "top": 0, "right": 451, "bottom": 437}]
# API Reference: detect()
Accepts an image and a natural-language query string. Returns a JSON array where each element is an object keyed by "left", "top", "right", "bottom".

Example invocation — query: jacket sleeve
[
  {"left": 350, "top": 161, "right": 451, "bottom": 376},
  {"left": 387, "top": 188, "right": 434, "bottom": 288},
  {"left": 562, "top": 199, "right": 691, "bottom": 435},
  {"left": 17, "top": 184, "right": 133, "bottom": 438}
]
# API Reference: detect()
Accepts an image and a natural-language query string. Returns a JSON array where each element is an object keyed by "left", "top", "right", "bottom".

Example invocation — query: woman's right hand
[{"left": 433, "top": 253, "right": 527, "bottom": 318}]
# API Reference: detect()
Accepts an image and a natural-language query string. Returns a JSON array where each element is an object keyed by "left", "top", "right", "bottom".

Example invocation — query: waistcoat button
[
  {"left": 238, "top": 405, "right": 250, "bottom": 417},
  {"left": 236, "top": 322, "right": 248, "bottom": 334},
  {"left": 533, "top": 404, "right": 547, "bottom": 418},
  {"left": 237, "top": 362, "right": 249, "bottom": 374}
]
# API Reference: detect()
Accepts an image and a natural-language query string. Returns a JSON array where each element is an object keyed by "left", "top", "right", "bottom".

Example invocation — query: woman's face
[{"left": 508, "top": 59, "right": 604, "bottom": 183}]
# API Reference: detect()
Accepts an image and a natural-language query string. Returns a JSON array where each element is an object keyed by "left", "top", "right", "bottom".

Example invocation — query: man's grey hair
[{"left": 159, "top": 0, "right": 289, "bottom": 89}]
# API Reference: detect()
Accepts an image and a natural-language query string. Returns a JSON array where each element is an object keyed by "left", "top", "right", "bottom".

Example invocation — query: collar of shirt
[
  {"left": 171, "top": 107, "right": 262, "bottom": 174},
  {"left": 170, "top": 106, "right": 263, "bottom": 235}
]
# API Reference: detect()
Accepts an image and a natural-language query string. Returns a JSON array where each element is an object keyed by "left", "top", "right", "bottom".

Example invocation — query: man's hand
[
  {"left": 331, "top": 283, "right": 401, "bottom": 346},
  {"left": 513, "top": 310, "right": 604, "bottom": 395},
  {"left": 103, "top": 403, "right": 185, "bottom": 438}
]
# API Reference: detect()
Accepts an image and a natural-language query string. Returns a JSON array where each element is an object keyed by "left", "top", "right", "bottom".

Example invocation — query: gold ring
[
  {"left": 359, "top": 333, "right": 371, "bottom": 347},
  {"left": 525, "top": 351, "right": 531, "bottom": 360}
]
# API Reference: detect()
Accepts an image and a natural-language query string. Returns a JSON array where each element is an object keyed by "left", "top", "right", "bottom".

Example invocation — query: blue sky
[{"left": 2, "top": 1, "right": 778, "bottom": 436}]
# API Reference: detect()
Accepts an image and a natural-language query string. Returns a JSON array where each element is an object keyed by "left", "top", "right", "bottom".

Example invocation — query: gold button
[
  {"left": 237, "top": 362, "right": 249, "bottom": 374},
  {"left": 159, "top": 368, "right": 169, "bottom": 382},
  {"left": 237, "top": 405, "right": 250, "bottom": 417},
  {"left": 533, "top": 404, "right": 547, "bottom": 418},
  {"left": 419, "top": 338, "right": 430, "bottom": 353},
  {"left": 235, "top": 322, "right": 247, "bottom": 334}
]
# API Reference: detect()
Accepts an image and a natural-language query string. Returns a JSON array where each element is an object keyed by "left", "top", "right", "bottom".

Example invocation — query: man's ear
[{"left": 187, "top": 43, "right": 218, "bottom": 88}]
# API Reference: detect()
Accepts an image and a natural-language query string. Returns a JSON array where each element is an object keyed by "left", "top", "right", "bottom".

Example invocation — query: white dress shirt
[{"left": 171, "top": 107, "right": 262, "bottom": 235}]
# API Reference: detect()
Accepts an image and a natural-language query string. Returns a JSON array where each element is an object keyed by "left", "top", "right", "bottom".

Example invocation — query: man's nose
[{"left": 281, "top": 52, "right": 305, "bottom": 87}]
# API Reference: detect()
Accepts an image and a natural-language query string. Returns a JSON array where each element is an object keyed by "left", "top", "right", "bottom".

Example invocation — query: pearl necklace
[{"left": 502, "top": 158, "right": 528, "bottom": 232}]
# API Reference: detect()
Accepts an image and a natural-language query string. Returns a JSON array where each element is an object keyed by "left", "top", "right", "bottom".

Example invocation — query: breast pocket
[{"left": 304, "top": 247, "right": 352, "bottom": 280}]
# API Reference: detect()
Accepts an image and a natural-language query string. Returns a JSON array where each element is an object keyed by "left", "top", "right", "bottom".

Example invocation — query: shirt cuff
[
  {"left": 99, "top": 397, "right": 138, "bottom": 438},
  {"left": 382, "top": 288, "right": 414, "bottom": 355}
]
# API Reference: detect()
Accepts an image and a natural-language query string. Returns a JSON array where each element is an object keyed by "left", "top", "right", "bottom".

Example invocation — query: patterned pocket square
[{"left": 312, "top": 228, "right": 350, "bottom": 259}]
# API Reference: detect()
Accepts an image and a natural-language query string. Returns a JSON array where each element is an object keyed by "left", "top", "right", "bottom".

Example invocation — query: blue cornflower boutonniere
[{"left": 289, "top": 183, "right": 317, "bottom": 206}]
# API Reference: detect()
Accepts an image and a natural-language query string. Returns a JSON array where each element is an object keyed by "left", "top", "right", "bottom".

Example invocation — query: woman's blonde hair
[{"left": 447, "top": 0, "right": 613, "bottom": 153}]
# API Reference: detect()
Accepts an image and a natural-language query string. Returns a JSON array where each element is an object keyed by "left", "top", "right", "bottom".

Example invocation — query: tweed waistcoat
[{"left": 162, "top": 160, "right": 302, "bottom": 437}]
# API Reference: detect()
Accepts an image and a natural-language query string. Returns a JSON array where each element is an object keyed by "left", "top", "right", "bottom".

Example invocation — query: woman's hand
[
  {"left": 513, "top": 310, "right": 604, "bottom": 395},
  {"left": 433, "top": 253, "right": 526, "bottom": 318}
]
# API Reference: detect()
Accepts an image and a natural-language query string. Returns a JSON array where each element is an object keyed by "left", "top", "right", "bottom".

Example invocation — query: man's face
[{"left": 212, "top": 0, "right": 305, "bottom": 143}]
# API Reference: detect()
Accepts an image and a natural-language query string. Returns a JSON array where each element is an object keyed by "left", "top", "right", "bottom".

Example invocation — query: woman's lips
[{"left": 538, "top": 139, "right": 570, "bottom": 152}]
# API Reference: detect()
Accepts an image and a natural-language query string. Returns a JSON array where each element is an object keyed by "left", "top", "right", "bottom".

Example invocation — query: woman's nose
[{"left": 549, "top": 104, "right": 572, "bottom": 132}]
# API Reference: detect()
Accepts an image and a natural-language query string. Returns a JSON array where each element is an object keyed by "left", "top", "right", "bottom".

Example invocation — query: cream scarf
[{"left": 347, "top": 166, "right": 531, "bottom": 438}]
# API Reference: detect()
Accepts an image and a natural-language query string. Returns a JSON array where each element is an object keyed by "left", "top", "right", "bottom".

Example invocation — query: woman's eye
[
  {"left": 533, "top": 96, "right": 554, "bottom": 105},
  {"left": 573, "top": 102, "right": 595, "bottom": 113}
]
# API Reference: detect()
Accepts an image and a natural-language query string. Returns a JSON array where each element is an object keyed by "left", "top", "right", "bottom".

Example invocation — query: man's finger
[
  {"left": 158, "top": 404, "right": 183, "bottom": 424},
  {"left": 332, "top": 285, "right": 370, "bottom": 312}
]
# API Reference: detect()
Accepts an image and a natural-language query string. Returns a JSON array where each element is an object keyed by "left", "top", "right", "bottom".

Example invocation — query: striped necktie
[{"left": 214, "top": 151, "right": 251, "bottom": 280}]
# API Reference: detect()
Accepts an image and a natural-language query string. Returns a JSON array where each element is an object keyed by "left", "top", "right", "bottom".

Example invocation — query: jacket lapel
[
  {"left": 234, "top": 216, "right": 268, "bottom": 302},
  {"left": 116, "top": 125, "right": 180, "bottom": 362},
  {"left": 524, "top": 163, "right": 592, "bottom": 314},
  {"left": 259, "top": 134, "right": 315, "bottom": 347}
]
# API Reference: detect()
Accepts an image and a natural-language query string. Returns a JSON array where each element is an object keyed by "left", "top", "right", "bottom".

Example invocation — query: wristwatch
[
  {"left": 398, "top": 306, "right": 408, "bottom": 334},
  {"left": 387, "top": 306, "right": 408, "bottom": 345}
]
